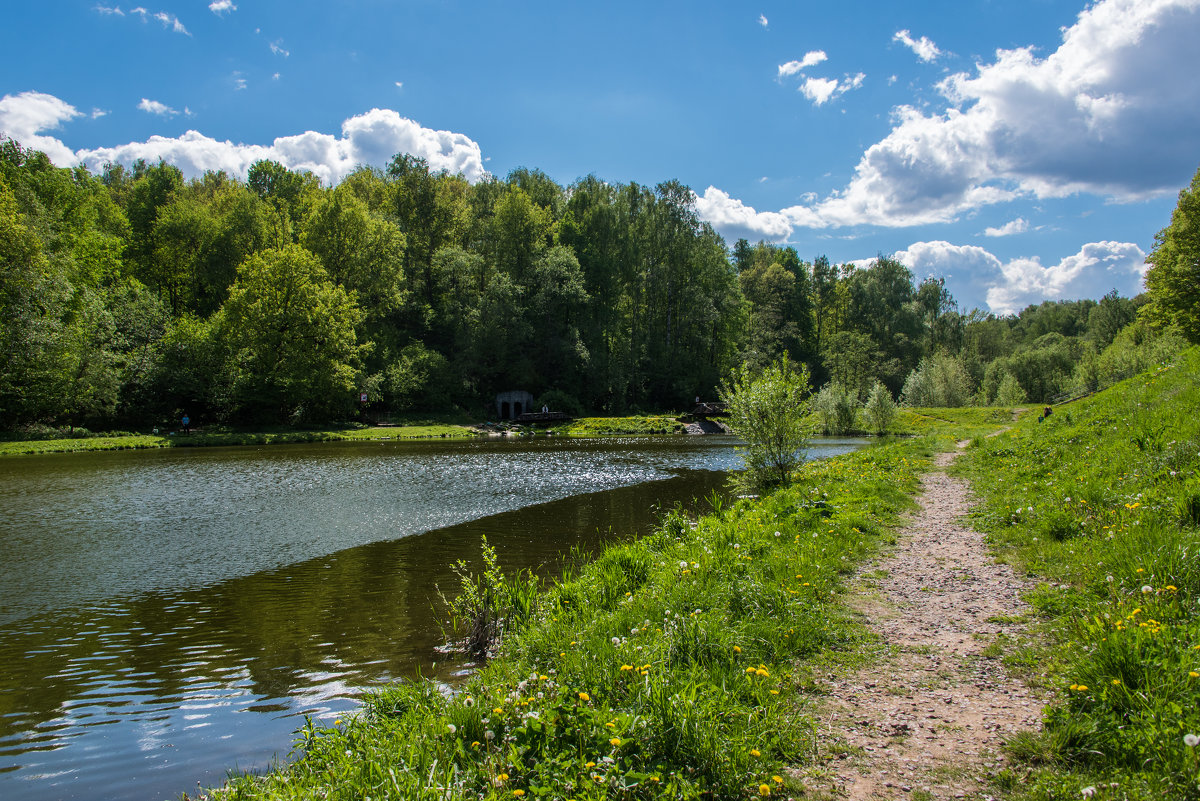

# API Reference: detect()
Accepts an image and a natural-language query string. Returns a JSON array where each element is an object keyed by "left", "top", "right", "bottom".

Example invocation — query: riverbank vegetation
[
  {"left": 0, "top": 423, "right": 474, "bottom": 456},
  {"left": 957, "top": 346, "right": 1200, "bottom": 800},
  {"left": 5, "top": 138, "right": 1189, "bottom": 439}
]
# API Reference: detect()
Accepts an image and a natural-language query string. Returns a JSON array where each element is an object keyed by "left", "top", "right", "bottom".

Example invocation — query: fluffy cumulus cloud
[
  {"left": 890, "top": 239, "right": 1146, "bottom": 314},
  {"left": 758, "top": 14, "right": 768, "bottom": 28},
  {"left": 692, "top": 187, "right": 795, "bottom": 243},
  {"left": 0, "top": 91, "right": 82, "bottom": 164},
  {"left": 893, "top": 29, "right": 942, "bottom": 62},
  {"left": 809, "top": 0, "right": 1200, "bottom": 228},
  {"left": 71, "top": 108, "right": 487, "bottom": 184},
  {"left": 209, "top": 0, "right": 236, "bottom": 14},
  {"left": 1, "top": 92, "right": 487, "bottom": 185}
]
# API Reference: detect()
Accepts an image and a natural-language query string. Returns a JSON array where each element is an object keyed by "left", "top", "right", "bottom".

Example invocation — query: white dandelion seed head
[
  {"left": 1185, "top": 733, "right": 1200, "bottom": 747},
  {"left": 1142, "top": 585, "right": 1153, "bottom": 594},
  {"left": 447, "top": 723, "right": 456, "bottom": 734},
  {"left": 484, "top": 730, "right": 495, "bottom": 741}
]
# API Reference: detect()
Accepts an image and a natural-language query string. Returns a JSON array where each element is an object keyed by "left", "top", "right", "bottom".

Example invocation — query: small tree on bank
[
  {"left": 862, "top": 381, "right": 897, "bottom": 435},
  {"left": 719, "top": 358, "right": 817, "bottom": 490}
]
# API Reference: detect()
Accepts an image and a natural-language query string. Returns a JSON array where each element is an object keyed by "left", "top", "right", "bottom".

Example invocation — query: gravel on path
[{"left": 801, "top": 449, "right": 1047, "bottom": 801}]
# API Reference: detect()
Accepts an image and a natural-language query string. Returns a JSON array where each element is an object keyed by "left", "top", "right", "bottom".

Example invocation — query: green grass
[
  {"left": 202, "top": 428, "right": 964, "bottom": 800},
  {"left": 956, "top": 347, "right": 1200, "bottom": 801},
  {"left": 553, "top": 415, "right": 688, "bottom": 436},
  {"left": 0, "top": 424, "right": 477, "bottom": 456}
]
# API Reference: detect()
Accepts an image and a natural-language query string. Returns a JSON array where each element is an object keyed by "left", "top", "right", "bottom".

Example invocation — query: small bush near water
[
  {"left": 959, "top": 346, "right": 1200, "bottom": 800},
  {"left": 206, "top": 432, "right": 934, "bottom": 800}
]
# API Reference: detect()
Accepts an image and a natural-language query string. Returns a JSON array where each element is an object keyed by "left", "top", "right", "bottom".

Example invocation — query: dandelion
[
  {"left": 1190, "top": 672, "right": 1198, "bottom": 678},
  {"left": 750, "top": 749, "right": 761, "bottom": 757},
  {"left": 463, "top": 697, "right": 476, "bottom": 708},
  {"left": 471, "top": 740, "right": 480, "bottom": 748},
  {"left": 759, "top": 783, "right": 772, "bottom": 795},
  {"left": 773, "top": 775, "right": 784, "bottom": 784},
  {"left": 1142, "top": 585, "right": 1153, "bottom": 594},
  {"left": 447, "top": 723, "right": 457, "bottom": 734},
  {"left": 585, "top": 761, "right": 596, "bottom": 768},
  {"left": 578, "top": 692, "right": 590, "bottom": 701},
  {"left": 513, "top": 791, "right": 525, "bottom": 797},
  {"left": 497, "top": 773, "right": 509, "bottom": 782},
  {"left": 610, "top": 737, "right": 621, "bottom": 746},
  {"left": 1185, "top": 733, "right": 1200, "bottom": 747},
  {"left": 734, "top": 645, "right": 742, "bottom": 653}
]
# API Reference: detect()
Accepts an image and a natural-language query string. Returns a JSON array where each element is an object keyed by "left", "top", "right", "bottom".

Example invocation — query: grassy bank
[
  {"left": 551, "top": 415, "right": 689, "bottom": 436},
  {"left": 957, "top": 347, "right": 1200, "bottom": 800},
  {"left": 0, "top": 424, "right": 477, "bottom": 456},
  {"left": 201, "top": 418, "right": 994, "bottom": 800}
]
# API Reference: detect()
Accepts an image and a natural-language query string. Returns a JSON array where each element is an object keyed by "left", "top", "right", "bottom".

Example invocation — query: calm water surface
[{"left": 0, "top": 435, "right": 864, "bottom": 801}]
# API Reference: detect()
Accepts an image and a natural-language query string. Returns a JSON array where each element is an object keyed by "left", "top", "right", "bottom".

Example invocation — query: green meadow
[{"left": 957, "top": 347, "right": 1200, "bottom": 800}]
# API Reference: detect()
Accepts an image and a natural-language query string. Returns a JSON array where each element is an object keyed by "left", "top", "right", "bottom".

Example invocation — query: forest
[{"left": 0, "top": 135, "right": 1190, "bottom": 433}]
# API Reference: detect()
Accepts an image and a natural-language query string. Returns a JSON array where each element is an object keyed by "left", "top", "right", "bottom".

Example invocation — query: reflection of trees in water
[{"left": 0, "top": 469, "right": 730, "bottom": 749}]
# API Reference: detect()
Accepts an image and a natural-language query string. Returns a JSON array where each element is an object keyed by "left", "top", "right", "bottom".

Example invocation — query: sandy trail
[{"left": 802, "top": 449, "right": 1046, "bottom": 800}]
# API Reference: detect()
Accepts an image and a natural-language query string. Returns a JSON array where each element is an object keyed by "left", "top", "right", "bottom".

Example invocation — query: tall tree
[{"left": 1143, "top": 164, "right": 1200, "bottom": 342}]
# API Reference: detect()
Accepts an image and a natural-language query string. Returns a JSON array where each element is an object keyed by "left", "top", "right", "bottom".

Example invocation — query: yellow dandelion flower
[
  {"left": 750, "top": 749, "right": 761, "bottom": 757},
  {"left": 1191, "top": 672, "right": 1199, "bottom": 678},
  {"left": 1112, "top": 679, "right": 1121, "bottom": 685},
  {"left": 620, "top": 664, "right": 634, "bottom": 671},
  {"left": 734, "top": 645, "right": 742, "bottom": 653},
  {"left": 759, "top": 783, "right": 772, "bottom": 796},
  {"left": 746, "top": 667, "right": 757, "bottom": 674},
  {"left": 578, "top": 692, "right": 590, "bottom": 701},
  {"left": 513, "top": 790, "right": 525, "bottom": 797},
  {"left": 586, "top": 761, "right": 596, "bottom": 768},
  {"left": 610, "top": 737, "right": 621, "bottom": 746},
  {"left": 497, "top": 773, "right": 509, "bottom": 781},
  {"left": 773, "top": 775, "right": 784, "bottom": 784}
]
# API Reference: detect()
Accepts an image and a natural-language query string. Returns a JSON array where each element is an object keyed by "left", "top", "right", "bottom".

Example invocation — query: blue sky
[{"left": 3, "top": 0, "right": 1199, "bottom": 314}]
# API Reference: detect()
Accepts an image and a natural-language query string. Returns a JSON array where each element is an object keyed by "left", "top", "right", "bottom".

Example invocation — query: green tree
[
  {"left": 220, "top": 245, "right": 366, "bottom": 423},
  {"left": 719, "top": 359, "right": 817, "bottom": 489},
  {"left": 1143, "top": 165, "right": 1200, "bottom": 342},
  {"left": 862, "top": 381, "right": 896, "bottom": 435}
]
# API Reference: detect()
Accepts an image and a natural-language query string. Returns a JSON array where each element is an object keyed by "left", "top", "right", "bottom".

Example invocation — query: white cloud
[
  {"left": 801, "top": 77, "right": 839, "bottom": 106},
  {"left": 0, "top": 91, "right": 82, "bottom": 164},
  {"left": 796, "top": 0, "right": 1200, "bottom": 228},
  {"left": 137, "top": 98, "right": 178, "bottom": 116},
  {"left": 889, "top": 239, "right": 1146, "bottom": 313},
  {"left": 394, "top": 81, "right": 403, "bottom": 89},
  {"left": 208, "top": 0, "right": 236, "bottom": 14},
  {"left": 798, "top": 72, "right": 865, "bottom": 106},
  {"left": 984, "top": 218, "right": 1029, "bottom": 237},
  {"left": 270, "top": 40, "right": 289, "bottom": 57},
  {"left": 233, "top": 75, "right": 247, "bottom": 91},
  {"left": 893, "top": 29, "right": 942, "bottom": 62},
  {"left": 72, "top": 107, "right": 488, "bottom": 185},
  {"left": 91, "top": 108, "right": 108, "bottom": 119},
  {"left": 778, "top": 51, "right": 828, "bottom": 78},
  {"left": 152, "top": 11, "right": 189, "bottom": 35},
  {"left": 693, "top": 186, "right": 794, "bottom": 243},
  {"left": 758, "top": 14, "right": 768, "bottom": 27},
  {"left": 95, "top": 5, "right": 124, "bottom": 15}
]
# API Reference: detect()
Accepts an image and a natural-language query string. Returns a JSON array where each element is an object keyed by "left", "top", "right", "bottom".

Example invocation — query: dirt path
[{"left": 800, "top": 449, "right": 1046, "bottom": 800}]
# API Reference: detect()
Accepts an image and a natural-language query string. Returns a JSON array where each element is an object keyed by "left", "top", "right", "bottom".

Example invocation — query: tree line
[{"left": 2, "top": 135, "right": 1187, "bottom": 433}]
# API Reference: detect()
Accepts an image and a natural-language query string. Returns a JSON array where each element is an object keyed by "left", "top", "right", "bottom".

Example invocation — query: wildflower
[
  {"left": 585, "top": 761, "right": 596, "bottom": 768},
  {"left": 773, "top": 775, "right": 784, "bottom": 784},
  {"left": 497, "top": 773, "right": 509, "bottom": 782},
  {"left": 610, "top": 737, "right": 621, "bottom": 746},
  {"left": 759, "top": 783, "right": 772, "bottom": 795},
  {"left": 447, "top": 723, "right": 457, "bottom": 734},
  {"left": 484, "top": 730, "right": 495, "bottom": 741},
  {"left": 1111, "top": 679, "right": 1121, "bottom": 686},
  {"left": 746, "top": 667, "right": 757, "bottom": 674},
  {"left": 1190, "top": 672, "right": 1199, "bottom": 678},
  {"left": 494, "top": 707, "right": 504, "bottom": 714},
  {"left": 680, "top": 560, "right": 689, "bottom": 569},
  {"left": 513, "top": 791, "right": 525, "bottom": 797},
  {"left": 620, "top": 665, "right": 634, "bottom": 671},
  {"left": 1185, "top": 733, "right": 1200, "bottom": 747},
  {"left": 463, "top": 697, "right": 476, "bottom": 708},
  {"left": 578, "top": 692, "right": 590, "bottom": 701},
  {"left": 1081, "top": 787, "right": 1096, "bottom": 799},
  {"left": 1142, "top": 585, "right": 1153, "bottom": 594},
  {"left": 734, "top": 645, "right": 742, "bottom": 653},
  {"left": 750, "top": 749, "right": 761, "bottom": 757}
]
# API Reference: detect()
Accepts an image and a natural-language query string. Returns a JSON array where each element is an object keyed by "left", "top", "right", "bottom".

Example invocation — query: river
[{"left": 0, "top": 435, "right": 864, "bottom": 801}]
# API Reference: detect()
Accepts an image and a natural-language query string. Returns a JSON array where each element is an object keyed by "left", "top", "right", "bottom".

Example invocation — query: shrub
[
  {"left": 861, "top": 381, "right": 896, "bottom": 435},
  {"left": 814, "top": 382, "right": 859, "bottom": 435},
  {"left": 719, "top": 358, "right": 817, "bottom": 489}
]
